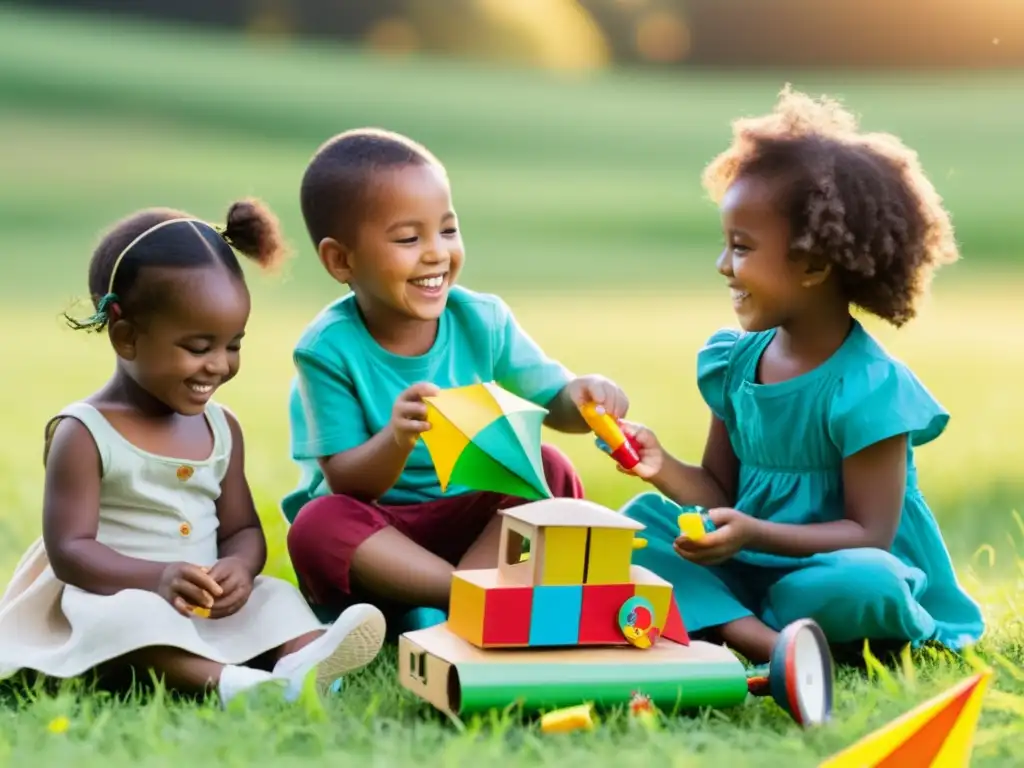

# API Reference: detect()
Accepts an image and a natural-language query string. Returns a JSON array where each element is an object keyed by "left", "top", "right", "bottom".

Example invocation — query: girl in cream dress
[{"left": 0, "top": 203, "right": 386, "bottom": 706}]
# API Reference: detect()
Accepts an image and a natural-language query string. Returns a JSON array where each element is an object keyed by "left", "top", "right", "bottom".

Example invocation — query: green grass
[{"left": 1, "top": 5, "right": 1023, "bottom": 766}]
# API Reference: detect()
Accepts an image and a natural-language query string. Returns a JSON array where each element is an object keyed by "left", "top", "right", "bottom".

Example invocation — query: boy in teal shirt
[{"left": 284, "top": 128, "right": 630, "bottom": 630}]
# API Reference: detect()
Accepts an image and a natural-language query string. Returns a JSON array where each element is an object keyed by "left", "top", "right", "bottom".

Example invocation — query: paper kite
[
  {"left": 420, "top": 382, "right": 553, "bottom": 500},
  {"left": 819, "top": 669, "right": 991, "bottom": 768}
]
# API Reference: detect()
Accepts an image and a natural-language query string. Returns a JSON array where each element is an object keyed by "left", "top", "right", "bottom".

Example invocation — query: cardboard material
[
  {"left": 819, "top": 669, "right": 991, "bottom": 767},
  {"left": 448, "top": 564, "right": 686, "bottom": 649},
  {"left": 398, "top": 623, "right": 748, "bottom": 717},
  {"left": 420, "top": 382, "right": 552, "bottom": 500}
]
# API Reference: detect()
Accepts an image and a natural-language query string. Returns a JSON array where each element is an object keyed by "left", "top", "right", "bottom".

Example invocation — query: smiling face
[
  {"left": 326, "top": 162, "right": 464, "bottom": 331},
  {"left": 113, "top": 266, "right": 250, "bottom": 415},
  {"left": 715, "top": 174, "right": 816, "bottom": 332}
]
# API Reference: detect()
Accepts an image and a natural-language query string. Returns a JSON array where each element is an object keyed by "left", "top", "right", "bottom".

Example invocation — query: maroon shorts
[{"left": 286, "top": 444, "right": 584, "bottom": 616}]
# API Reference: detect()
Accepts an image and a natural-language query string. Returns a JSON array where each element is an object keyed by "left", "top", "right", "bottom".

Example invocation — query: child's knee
[
  {"left": 621, "top": 491, "right": 675, "bottom": 527},
  {"left": 287, "top": 494, "right": 373, "bottom": 569},
  {"left": 769, "top": 548, "right": 925, "bottom": 637},
  {"left": 539, "top": 443, "right": 584, "bottom": 498}
]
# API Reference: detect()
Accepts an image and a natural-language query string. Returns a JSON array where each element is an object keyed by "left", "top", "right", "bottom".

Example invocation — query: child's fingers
[
  {"left": 181, "top": 564, "right": 223, "bottom": 597},
  {"left": 403, "top": 382, "right": 440, "bottom": 401},
  {"left": 397, "top": 417, "right": 432, "bottom": 434},
  {"left": 175, "top": 580, "right": 215, "bottom": 608},
  {"left": 171, "top": 596, "right": 194, "bottom": 617},
  {"left": 398, "top": 401, "right": 429, "bottom": 420}
]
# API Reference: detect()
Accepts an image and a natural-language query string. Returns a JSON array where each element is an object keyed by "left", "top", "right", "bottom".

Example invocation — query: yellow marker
[
  {"left": 191, "top": 605, "right": 211, "bottom": 618},
  {"left": 540, "top": 703, "right": 595, "bottom": 734},
  {"left": 678, "top": 512, "right": 706, "bottom": 541}
]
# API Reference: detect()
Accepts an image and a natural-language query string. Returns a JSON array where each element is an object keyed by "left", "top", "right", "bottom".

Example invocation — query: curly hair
[{"left": 702, "top": 85, "right": 959, "bottom": 327}]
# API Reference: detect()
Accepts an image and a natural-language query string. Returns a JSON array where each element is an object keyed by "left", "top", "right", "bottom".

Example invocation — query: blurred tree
[
  {"left": 578, "top": 0, "right": 692, "bottom": 65},
  {"left": 372, "top": 0, "right": 610, "bottom": 71}
]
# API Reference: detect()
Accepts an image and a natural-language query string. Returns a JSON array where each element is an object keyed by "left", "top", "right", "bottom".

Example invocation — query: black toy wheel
[{"left": 768, "top": 619, "right": 834, "bottom": 727}]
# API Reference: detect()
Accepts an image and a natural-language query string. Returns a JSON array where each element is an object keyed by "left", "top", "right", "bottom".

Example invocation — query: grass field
[{"left": 1, "top": 5, "right": 1023, "bottom": 767}]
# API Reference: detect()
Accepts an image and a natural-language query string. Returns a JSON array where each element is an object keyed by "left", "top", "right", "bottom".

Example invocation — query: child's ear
[
  {"left": 318, "top": 238, "right": 355, "bottom": 285},
  {"left": 108, "top": 318, "right": 138, "bottom": 361},
  {"left": 799, "top": 252, "right": 833, "bottom": 288}
]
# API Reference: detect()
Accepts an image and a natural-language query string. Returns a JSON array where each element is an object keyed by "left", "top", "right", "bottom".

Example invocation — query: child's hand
[
  {"left": 674, "top": 507, "right": 756, "bottom": 565},
  {"left": 389, "top": 382, "right": 441, "bottom": 448},
  {"left": 157, "top": 562, "right": 223, "bottom": 617},
  {"left": 566, "top": 374, "right": 630, "bottom": 419},
  {"left": 206, "top": 557, "right": 255, "bottom": 619},
  {"left": 611, "top": 421, "right": 664, "bottom": 480}
]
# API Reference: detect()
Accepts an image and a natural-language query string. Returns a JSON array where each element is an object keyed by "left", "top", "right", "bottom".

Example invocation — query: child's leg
[
  {"left": 717, "top": 617, "right": 780, "bottom": 664},
  {"left": 763, "top": 547, "right": 937, "bottom": 651},
  {"left": 289, "top": 493, "right": 499, "bottom": 614},
  {"left": 351, "top": 527, "right": 457, "bottom": 608},
  {"left": 110, "top": 647, "right": 278, "bottom": 705},
  {"left": 289, "top": 445, "right": 584, "bottom": 613},
  {"left": 622, "top": 492, "right": 780, "bottom": 659}
]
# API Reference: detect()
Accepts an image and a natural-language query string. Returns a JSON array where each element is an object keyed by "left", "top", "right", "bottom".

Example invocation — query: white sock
[{"left": 217, "top": 664, "right": 277, "bottom": 706}]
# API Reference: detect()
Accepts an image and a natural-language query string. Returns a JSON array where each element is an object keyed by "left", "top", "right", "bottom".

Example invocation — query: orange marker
[{"left": 580, "top": 402, "right": 642, "bottom": 469}]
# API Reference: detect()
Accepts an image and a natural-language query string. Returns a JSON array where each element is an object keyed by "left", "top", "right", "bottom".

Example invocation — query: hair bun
[{"left": 222, "top": 198, "right": 291, "bottom": 271}]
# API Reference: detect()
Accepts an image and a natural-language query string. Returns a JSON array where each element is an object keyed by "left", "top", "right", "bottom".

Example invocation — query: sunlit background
[{"left": 1, "top": 0, "right": 1022, "bottom": 596}]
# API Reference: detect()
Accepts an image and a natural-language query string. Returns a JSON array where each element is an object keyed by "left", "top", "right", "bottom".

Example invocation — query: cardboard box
[{"left": 398, "top": 622, "right": 749, "bottom": 718}]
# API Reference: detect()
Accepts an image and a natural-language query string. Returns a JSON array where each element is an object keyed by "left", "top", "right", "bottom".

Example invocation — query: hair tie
[{"left": 64, "top": 291, "right": 120, "bottom": 332}]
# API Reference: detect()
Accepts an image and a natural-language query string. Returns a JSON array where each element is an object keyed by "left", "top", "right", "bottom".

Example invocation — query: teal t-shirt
[{"left": 281, "top": 286, "right": 573, "bottom": 521}]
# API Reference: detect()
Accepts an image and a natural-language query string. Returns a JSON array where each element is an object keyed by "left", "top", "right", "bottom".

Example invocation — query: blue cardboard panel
[{"left": 528, "top": 585, "right": 583, "bottom": 647}]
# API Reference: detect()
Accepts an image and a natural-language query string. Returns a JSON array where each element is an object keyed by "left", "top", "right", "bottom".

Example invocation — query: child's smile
[
  {"left": 342, "top": 162, "right": 464, "bottom": 343},
  {"left": 121, "top": 267, "right": 251, "bottom": 416},
  {"left": 717, "top": 175, "right": 807, "bottom": 332}
]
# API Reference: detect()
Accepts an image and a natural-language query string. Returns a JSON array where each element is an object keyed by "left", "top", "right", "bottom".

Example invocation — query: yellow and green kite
[{"left": 420, "top": 382, "right": 552, "bottom": 500}]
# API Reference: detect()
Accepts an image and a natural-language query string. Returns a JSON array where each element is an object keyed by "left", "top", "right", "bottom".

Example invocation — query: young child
[
  {"left": 0, "top": 202, "right": 386, "bottom": 706},
  {"left": 283, "top": 128, "right": 631, "bottom": 631},
  {"left": 618, "top": 86, "right": 985, "bottom": 665}
]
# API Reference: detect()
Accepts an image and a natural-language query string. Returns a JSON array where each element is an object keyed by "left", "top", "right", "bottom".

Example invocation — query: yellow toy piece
[
  {"left": 819, "top": 669, "right": 991, "bottom": 767},
  {"left": 540, "top": 703, "right": 594, "bottom": 733},
  {"left": 632, "top": 536, "right": 648, "bottom": 550},
  {"left": 678, "top": 512, "right": 706, "bottom": 541},
  {"left": 191, "top": 605, "right": 210, "bottom": 618}
]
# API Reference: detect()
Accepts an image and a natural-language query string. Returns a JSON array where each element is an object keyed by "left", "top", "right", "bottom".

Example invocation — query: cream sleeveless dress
[{"left": 0, "top": 401, "right": 325, "bottom": 680}]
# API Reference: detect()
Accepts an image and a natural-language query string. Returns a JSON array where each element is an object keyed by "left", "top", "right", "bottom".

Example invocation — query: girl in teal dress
[{"left": 618, "top": 86, "right": 985, "bottom": 665}]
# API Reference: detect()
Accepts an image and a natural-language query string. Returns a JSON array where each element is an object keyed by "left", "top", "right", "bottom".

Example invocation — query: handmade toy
[
  {"left": 401, "top": 382, "right": 836, "bottom": 727},
  {"left": 421, "top": 381, "right": 553, "bottom": 500},
  {"left": 819, "top": 668, "right": 991, "bottom": 767},
  {"left": 540, "top": 703, "right": 594, "bottom": 733},
  {"left": 447, "top": 499, "right": 688, "bottom": 649},
  {"left": 579, "top": 402, "right": 642, "bottom": 469},
  {"left": 678, "top": 511, "right": 708, "bottom": 541}
]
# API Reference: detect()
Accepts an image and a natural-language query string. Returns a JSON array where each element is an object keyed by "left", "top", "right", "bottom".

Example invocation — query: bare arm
[
  {"left": 319, "top": 426, "right": 417, "bottom": 502},
  {"left": 747, "top": 434, "right": 907, "bottom": 556},
  {"left": 42, "top": 418, "right": 168, "bottom": 594},
  {"left": 650, "top": 416, "right": 737, "bottom": 509},
  {"left": 214, "top": 409, "right": 266, "bottom": 578},
  {"left": 318, "top": 381, "right": 440, "bottom": 502},
  {"left": 542, "top": 385, "right": 590, "bottom": 433}
]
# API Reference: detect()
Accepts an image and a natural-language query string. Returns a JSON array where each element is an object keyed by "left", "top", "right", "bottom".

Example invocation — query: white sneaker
[{"left": 274, "top": 603, "right": 386, "bottom": 692}]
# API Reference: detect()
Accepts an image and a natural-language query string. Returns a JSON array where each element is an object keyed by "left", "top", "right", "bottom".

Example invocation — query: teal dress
[{"left": 624, "top": 322, "right": 985, "bottom": 651}]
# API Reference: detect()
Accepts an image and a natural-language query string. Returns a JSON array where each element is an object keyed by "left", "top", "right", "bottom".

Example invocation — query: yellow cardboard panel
[
  {"left": 539, "top": 526, "right": 588, "bottom": 585},
  {"left": 420, "top": 402, "right": 471, "bottom": 489},
  {"left": 585, "top": 528, "right": 634, "bottom": 584},
  {"left": 448, "top": 573, "right": 486, "bottom": 646},
  {"left": 634, "top": 582, "right": 673, "bottom": 629},
  {"left": 424, "top": 383, "right": 502, "bottom": 441}
]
